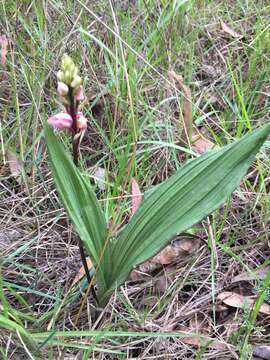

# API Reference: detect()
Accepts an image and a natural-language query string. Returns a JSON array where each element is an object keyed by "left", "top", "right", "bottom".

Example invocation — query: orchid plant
[
  {"left": 47, "top": 54, "right": 92, "bottom": 285},
  {"left": 45, "top": 54, "right": 270, "bottom": 306}
]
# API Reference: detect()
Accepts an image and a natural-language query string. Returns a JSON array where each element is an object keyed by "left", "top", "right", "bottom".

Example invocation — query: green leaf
[
  {"left": 44, "top": 127, "right": 108, "bottom": 288},
  {"left": 0, "top": 314, "right": 29, "bottom": 338},
  {"left": 0, "top": 315, "right": 37, "bottom": 350},
  {"left": 100, "top": 124, "right": 270, "bottom": 304}
]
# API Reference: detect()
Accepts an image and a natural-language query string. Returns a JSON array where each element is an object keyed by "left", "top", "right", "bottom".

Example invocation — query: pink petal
[
  {"left": 0, "top": 35, "right": 8, "bottom": 66},
  {"left": 76, "top": 112, "right": 87, "bottom": 129},
  {"left": 74, "top": 86, "right": 84, "bottom": 101},
  {"left": 131, "top": 179, "right": 143, "bottom": 215},
  {"left": 48, "top": 112, "right": 73, "bottom": 129}
]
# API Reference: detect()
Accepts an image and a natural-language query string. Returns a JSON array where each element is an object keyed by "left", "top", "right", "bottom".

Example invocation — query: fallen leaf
[
  {"left": 151, "top": 238, "right": 201, "bottom": 265},
  {"left": 131, "top": 178, "right": 143, "bottom": 215},
  {"left": 181, "top": 336, "right": 227, "bottom": 350},
  {"left": 178, "top": 327, "right": 227, "bottom": 350},
  {"left": 168, "top": 70, "right": 215, "bottom": 153},
  {"left": 232, "top": 267, "right": 270, "bottom": 283},
  {"left": 154, "top": 273, "right": 171, "bottom": 292},
  {"left": 221, "top": 21, "right": 242, "bottom": 39},
  {"left": 253, "top": 346, "right": 270, "bottom": 360},
  {"left": 0, "top": 35, "right": 8, "bottom": 66},
  {"left": 129, "top": 262, "right": 159, "bottom": 281},
  {"left": 206, "top": 304, "right": 228, "bottom": 312},
  {"left": 192, "top": 127, "right": 215, "bottom": 154},
  {"left": 129, "top": 237, "right": 201, "bottom": 281},
  {"left": 94, "top": 167, "right": 106, "bottom": 190},
  {"left": 217, "top": 292, "right": 270, "bottom": 315},
  {"left": 71, "top": 257, "right": 93, "bottom": 287},
  {"left": 6, "top": 150, "right": 24, "bottom": 184}
]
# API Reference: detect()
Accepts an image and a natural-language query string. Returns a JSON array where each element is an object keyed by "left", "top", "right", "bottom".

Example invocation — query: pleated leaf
[
  {"left": 100, "top": 123, "right": 270, "bottom": 304},
  {"left": 44, "top": 126, "right": 108, "bottom": 274}
]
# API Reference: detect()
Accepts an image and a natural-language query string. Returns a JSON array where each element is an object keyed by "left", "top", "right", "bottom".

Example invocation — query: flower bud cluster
[
  {"left": 56, "top": 54, "right": 84, "bottom": 101},
  {"left": 48, "top": 54, "right": 87, "bottom": 131}
]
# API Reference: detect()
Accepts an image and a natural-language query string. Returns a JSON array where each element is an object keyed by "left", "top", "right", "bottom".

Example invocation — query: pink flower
[
  {"left": 48, "top": 112, "right": 73, "bottom": 129},
  {"left": 76, "top": 112, "right": 87, "bottom": 129},
  {"left": 74, "top": 85, "right": 84, "bottom": 101}
]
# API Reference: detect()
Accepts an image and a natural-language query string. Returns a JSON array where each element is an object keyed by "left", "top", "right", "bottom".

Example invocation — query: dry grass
[{"left": 1, "top": 1, "right": 270, "bottom": 359}]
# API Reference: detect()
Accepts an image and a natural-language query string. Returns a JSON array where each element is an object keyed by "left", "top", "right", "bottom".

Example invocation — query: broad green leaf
[
  {"left": 44, "top": 126, "right": 108, "bottom": 288},
  {"left": 100, "top": 124, "right": 270, "bottom": 304}
]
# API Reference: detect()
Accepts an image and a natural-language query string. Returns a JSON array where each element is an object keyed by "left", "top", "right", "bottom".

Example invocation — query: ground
[{"left": 0, "top": 1, "right": 270, "bottom": 359}]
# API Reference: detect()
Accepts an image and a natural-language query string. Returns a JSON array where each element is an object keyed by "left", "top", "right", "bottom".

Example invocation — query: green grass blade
[
  {"left": 0, "top": 314, "right": 29, "bottom": 338},
  {"left": 32, "top": 329, "right": 213, "bottom": 339},
  {"left": 101, "top": 124, "right": 270, "bottom": 304},
  {"left": 0, "top": 315, "right": 37, "bottom": 351}
]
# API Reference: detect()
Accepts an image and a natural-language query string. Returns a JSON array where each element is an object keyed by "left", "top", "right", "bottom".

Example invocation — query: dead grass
[{"left": 1, "top": 1, "right": 270, "bottom": 359}]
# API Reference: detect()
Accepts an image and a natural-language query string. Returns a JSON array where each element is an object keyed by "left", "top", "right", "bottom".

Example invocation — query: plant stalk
[{"left": 68, "top": 88, "right": 97, "bottom": 301}]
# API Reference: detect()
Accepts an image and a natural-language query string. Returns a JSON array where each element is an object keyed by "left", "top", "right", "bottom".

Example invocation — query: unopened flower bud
[
  {"left": 76, "top": 112, "right": 87, "bottom": 129},
  {"left": 69, "top": 63, "right": 75, "bottom": 76},
  {"left": 74, "top": 85, "right": 84, "bottom": 101},
  {"left": 57, "top": 70, "right": 65, "bottom": 82},
  {"left": 73, "top": 66, "right": 78, "bottom": 77},
  {"left": 71, "top": 75, "right": 82, "bottom": 89},
  {"left": 57, "top": 54, "right": 83, "bottom": 97},
  {"left": 64, "top": 70, "right": 71, "bottom": 84},
  {"left": 57, "top": 82, "right": 69, "bottom": 96},
  {"left": 61, "top": 54, "right": 73, "bottom": 69}
]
